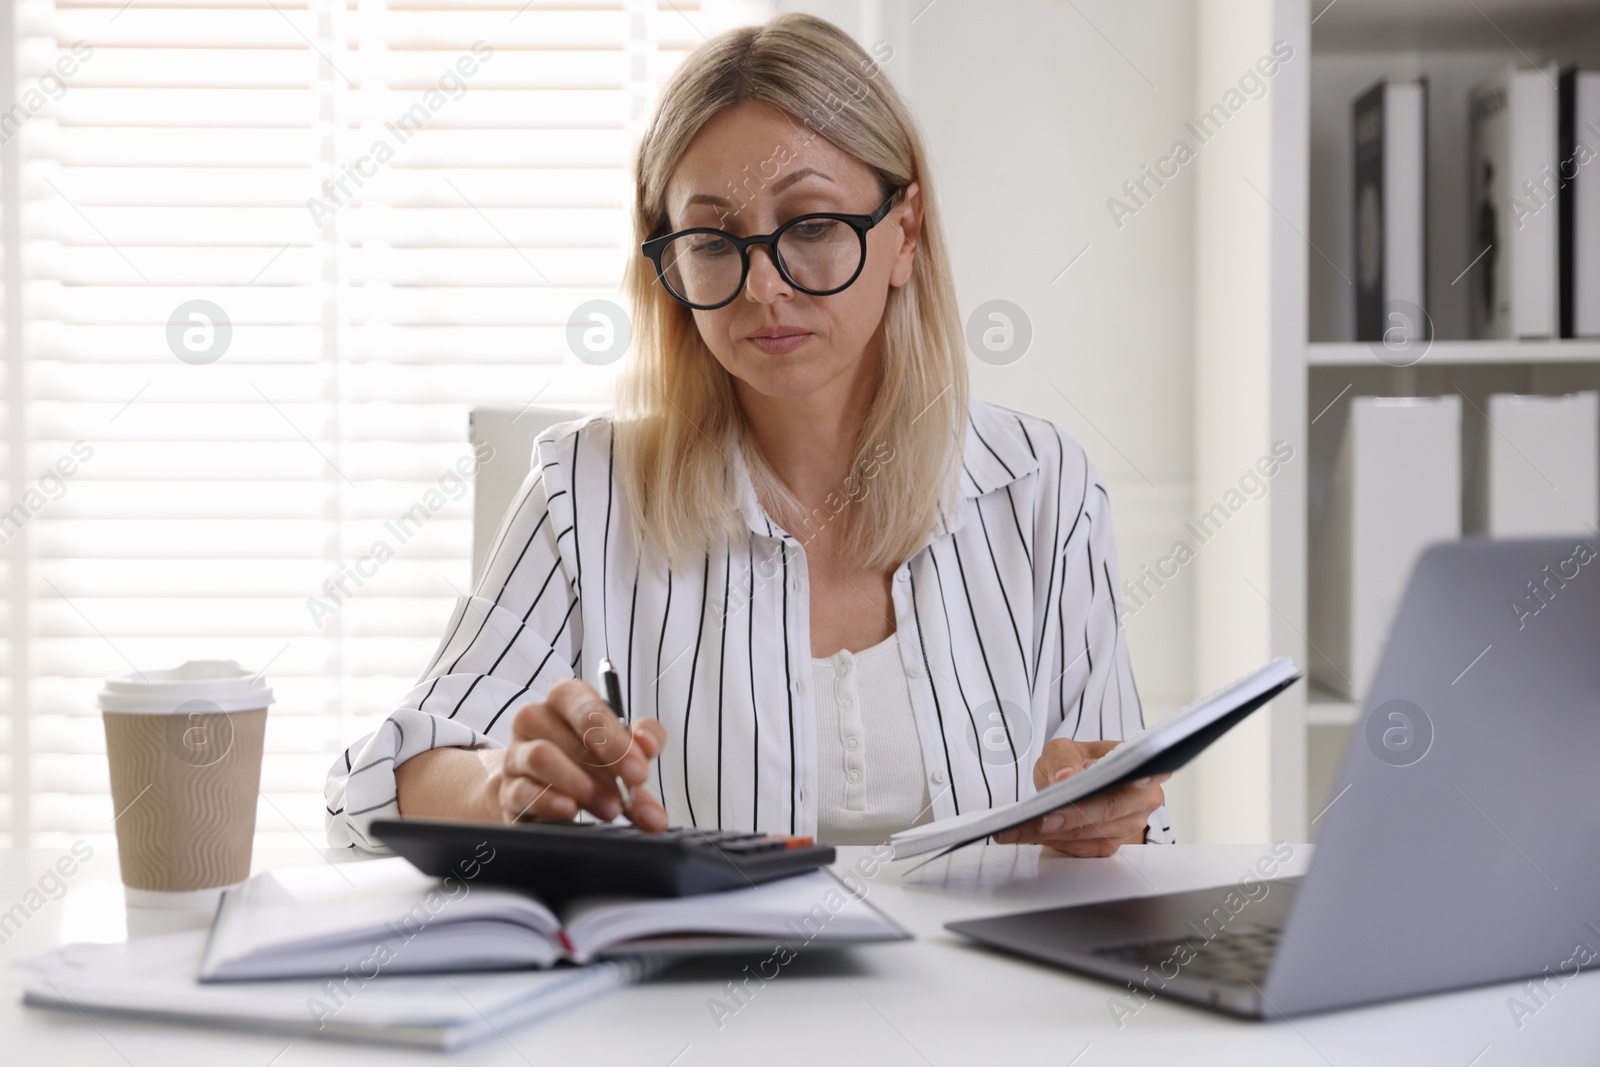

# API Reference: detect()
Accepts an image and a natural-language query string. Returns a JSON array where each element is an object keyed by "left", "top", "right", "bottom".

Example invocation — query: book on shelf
[
  {"left": 1464, "top": 392, "right": 1599, "bottom": 536},
  {"left": 1309, "top": 396, "right": 1461, "bottom": 701},
  {"left": 1559, "top": 68, "right": 1600, "bottom": 338},
  {"left": 1353, "top": 79, "right": 1428, "bottom": 345},
  {"left": 1470, "top": 63, "right": 1561, "bottom": 340}
]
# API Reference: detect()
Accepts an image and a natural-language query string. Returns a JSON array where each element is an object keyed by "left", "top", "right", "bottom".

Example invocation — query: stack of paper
[
  {"left": 18, "top": 857, "right": 906, "bottom": 1048},
  {"left": 20, "top": 931, "right": 655, "bottom": 1050}
]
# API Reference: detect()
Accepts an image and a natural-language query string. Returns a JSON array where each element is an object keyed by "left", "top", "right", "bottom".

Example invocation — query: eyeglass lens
[{"left": 657, "top": 218, "right": 862, "bottom": 306}]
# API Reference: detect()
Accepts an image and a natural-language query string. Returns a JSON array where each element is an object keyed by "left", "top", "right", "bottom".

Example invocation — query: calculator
[{"left": 369, "top": 817, "right": 837, "bottom": 902}]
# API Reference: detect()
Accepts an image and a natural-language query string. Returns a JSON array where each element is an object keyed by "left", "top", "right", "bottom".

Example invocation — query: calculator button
[
  {"left": 755, "top": 835, "right": 814, "bottom": 849},
  {"left": 375, "top": 816, "right": 837, "bottom": 901}
]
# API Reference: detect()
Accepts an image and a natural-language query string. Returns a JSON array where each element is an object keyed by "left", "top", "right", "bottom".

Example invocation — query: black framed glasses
[{"left": 641, "top": 188, "right": 901, "bottom": 310}]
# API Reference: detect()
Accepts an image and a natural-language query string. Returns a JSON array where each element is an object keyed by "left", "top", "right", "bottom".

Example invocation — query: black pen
[{"left": 598, "top": 657, "right": 634, "bottom": 812}]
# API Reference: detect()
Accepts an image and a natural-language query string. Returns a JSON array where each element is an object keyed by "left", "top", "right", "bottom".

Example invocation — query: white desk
[{"left": 2, "top": 843, "right": 1595, "bottom": 1065}]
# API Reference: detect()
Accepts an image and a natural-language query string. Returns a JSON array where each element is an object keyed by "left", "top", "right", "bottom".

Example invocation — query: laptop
[{"left": 947, "top": 537, "right": 1600, "bottom": 1018}]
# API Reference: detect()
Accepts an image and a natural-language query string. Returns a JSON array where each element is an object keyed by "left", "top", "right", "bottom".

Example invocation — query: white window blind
[{"left": 4, "top": 0, "right": 741, "bottom": 849}]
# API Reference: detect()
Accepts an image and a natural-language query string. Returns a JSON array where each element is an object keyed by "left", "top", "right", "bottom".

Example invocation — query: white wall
[
  {"left": 783, "top": 0, "right": 1206, "bottom": 839},
  {"left": 1190, "top": 0, "right": 1309, "bottom": 846}
]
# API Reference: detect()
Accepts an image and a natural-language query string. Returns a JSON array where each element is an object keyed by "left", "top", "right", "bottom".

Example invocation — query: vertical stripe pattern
[{"left": 326, "top": 400, "right": 1174, "bottom": 848}]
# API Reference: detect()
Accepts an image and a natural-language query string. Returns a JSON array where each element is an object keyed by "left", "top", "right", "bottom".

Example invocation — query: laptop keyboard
[{"left": 1091, "top": 922, "right": 1281, "bottom": 986}]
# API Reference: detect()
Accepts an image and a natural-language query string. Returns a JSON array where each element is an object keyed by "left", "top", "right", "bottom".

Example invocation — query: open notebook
[
  {"left": 890, "top": 657, "right": 1303, "bottom": 859},
  {"left": 200, "top": 856, "right": 907, "bottom": 982}
]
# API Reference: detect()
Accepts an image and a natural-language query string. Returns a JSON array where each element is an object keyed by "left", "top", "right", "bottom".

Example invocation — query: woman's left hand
[{"left": 992, "top": 738, "right": 1169, "bottom": 856}]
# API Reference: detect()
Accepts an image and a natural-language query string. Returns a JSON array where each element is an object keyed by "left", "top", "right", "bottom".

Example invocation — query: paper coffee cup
[{"left": 97, "top": 659, "right": 274, "bottom": 908}]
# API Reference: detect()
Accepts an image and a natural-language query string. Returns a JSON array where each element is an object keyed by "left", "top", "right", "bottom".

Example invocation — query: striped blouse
[{"left": 324, "top": 398, "right": 1175, "bottom": 850}]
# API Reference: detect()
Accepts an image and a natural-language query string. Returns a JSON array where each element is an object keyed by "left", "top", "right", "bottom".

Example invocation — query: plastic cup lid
[{"left": 96, "top": 659, "right": 275, "bottom": 715}]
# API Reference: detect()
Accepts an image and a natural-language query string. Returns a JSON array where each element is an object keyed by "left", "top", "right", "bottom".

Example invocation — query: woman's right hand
[{"left": 481, "top": 677, "right": 669, "bottom": 831}]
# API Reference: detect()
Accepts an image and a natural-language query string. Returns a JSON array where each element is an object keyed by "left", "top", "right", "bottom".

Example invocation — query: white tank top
[{"left": 811, "top": 633, "right": 934, "bottom": 845}]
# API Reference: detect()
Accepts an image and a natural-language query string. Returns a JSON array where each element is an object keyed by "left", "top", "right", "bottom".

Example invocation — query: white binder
[
  {"left": 1310, "top": 396, "right": 1462, "bottom": 700},
  {"left": 1467, "top": 391, "right": 1599, "bottom": 537}
]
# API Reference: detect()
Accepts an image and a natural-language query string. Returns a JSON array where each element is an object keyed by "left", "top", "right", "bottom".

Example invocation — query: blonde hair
[{"left": 616, "top": 12, "right": 969, "bottom": 571}]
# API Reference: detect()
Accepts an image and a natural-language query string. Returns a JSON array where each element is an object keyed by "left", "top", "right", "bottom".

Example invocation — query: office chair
[{"left": 467, "top": 405, "right": 585, "bottom": 587}]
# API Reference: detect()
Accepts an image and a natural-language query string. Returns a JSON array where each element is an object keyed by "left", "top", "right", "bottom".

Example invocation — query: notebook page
[
  {"left": 560, "top": 869, "right": 903, "bottom": 960},
  {"left": 202, "top": 856, "right": 565, "bottom": 980}
]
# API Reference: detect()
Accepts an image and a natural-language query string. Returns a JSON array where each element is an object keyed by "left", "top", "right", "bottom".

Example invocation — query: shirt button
[
  {"left": 847, "top": 770, "right": 862, "bottom": 784},
  {"left": 896, "top": 569, "right": 909, "bottom": 583},
  {"left": 838, "top": 659, "right": 851, "bottom": 674},
  {"left": 932, "top": 769, "right": 948, "bottom": 785},
  {"left": 907, "top": 665, "right": 922, "bottom": 680},
  {"left": 840, "top": 697, "right": 854, "bottom": 710},
  {"left": 845, "top": 736, "right": 859, "bottom": 751}
]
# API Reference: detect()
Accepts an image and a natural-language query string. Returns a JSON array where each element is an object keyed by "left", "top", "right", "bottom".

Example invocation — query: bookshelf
[
  {"left": 1309, "top": 340, "right": 1600, "bottom": 365},
  {"left": 1192, "top": 0, "right": 1600, "bottom": 844},
  {"left": 1306, "top": 685, "right": 1359, "bottom": 727}
]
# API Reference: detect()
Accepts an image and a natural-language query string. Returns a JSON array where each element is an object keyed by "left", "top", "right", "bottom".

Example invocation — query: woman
[{"left": 326, "top": 13, "right": 1172, "bottom": 854}]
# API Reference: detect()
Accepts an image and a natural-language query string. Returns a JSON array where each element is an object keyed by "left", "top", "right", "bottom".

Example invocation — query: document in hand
[
  {"left": 889, "top": 657, "right": 1303, "bottom": 859},
  {"left": 200, "top": 856, "right": 907, "bottom": 982}
]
